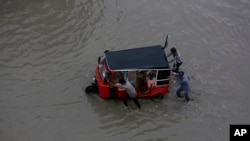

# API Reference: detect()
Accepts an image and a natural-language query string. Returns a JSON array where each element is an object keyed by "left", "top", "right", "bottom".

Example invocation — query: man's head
[
  {"left": 170, "top": 47, "right": 177, "bottom": 54},
  {"left": 179, "top": 71, "right": 184, "bottom": 77},
  {"left": 148, "top": 73, "right": 153, "bottom": 80},
  {"left": 119, "top": 78, "right": 126, "bottom": 85}
]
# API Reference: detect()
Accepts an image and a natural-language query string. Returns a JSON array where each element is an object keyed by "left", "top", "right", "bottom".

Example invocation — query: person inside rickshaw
[
  {"left": 146, "top": 72, "right": 156, "bottom": 90},
  {"left": 136, "top": 71, "right": 148, "bottom": 93},
  {"left": 112, "top": 71, "right": 124, "bottom": 83}
]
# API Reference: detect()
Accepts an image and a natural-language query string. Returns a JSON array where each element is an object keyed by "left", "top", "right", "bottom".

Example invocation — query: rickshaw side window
[
  {"left": 156, "top": 70, "right": 170, "bottom": 85},
  {"left": 157, "top": 70, "right": 170, "bottom": 79},
  {"left": 112, "top": 71, "right": 136, "bottom": 86},
  {"left": 156, "top": 80, "right": 169, "bottom": 85}
]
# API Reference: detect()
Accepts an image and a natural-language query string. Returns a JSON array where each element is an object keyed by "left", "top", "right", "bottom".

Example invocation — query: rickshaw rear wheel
[{"left": 151, "top": 94, "right": 164, "bottom": 101}]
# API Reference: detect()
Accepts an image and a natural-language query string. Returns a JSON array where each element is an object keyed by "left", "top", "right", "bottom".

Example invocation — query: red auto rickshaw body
[{"left": 90, "top": 45, "right": 171, "bottom": 100}]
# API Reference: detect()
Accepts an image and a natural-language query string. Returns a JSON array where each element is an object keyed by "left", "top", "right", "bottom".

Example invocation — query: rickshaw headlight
[{"left": 93, "top": 76, "right": 96, "bottom": 81}]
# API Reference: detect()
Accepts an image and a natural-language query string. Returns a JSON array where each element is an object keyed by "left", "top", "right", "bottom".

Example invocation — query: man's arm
[
  {"left": 113, "top": 83, "right": 124, "bottom": 89},
  {"left": 166, "top": 52, "right": 172, "bottom": 57},
  {"left": 168, "top": 59, "right": 174, "bottom": 63}
]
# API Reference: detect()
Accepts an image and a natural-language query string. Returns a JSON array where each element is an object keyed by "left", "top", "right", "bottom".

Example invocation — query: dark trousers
[
  {"left": 176, "top": 88, "right": 190, "bottom": 102},
  {"left": 172, "top": 62, "right": 182, "bottom": 73},
  {"left": 123, "top": 95, "right": 141, "bottom": 108}
]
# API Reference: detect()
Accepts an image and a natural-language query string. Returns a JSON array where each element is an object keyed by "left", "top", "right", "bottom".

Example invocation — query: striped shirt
[{"left": 167, "top": 50, "right": 183, "bottom": 64}]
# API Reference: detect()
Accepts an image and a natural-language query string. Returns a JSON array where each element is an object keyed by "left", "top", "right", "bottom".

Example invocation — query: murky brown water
[{"left": 1, "top": 0, "right": 250, "bottom": 141}]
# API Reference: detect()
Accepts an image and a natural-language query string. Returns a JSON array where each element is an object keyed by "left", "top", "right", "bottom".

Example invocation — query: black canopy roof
[{"left": 105, "top": 45, "right": 169, "bottom": 71}]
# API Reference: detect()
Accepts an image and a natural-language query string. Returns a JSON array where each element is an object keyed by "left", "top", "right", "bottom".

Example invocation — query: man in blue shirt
[{"left": 173, "top": 71, "right": 190, "bottom": 102}]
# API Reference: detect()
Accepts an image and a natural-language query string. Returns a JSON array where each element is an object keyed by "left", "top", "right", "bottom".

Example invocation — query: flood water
[{"left": 1, "top": 0, "right": 250, "bottom": 141}]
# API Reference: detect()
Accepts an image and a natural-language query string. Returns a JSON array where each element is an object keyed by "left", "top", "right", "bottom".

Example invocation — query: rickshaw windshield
[{"left": 98, "top": 59, "right": 110, "bottom": 82}]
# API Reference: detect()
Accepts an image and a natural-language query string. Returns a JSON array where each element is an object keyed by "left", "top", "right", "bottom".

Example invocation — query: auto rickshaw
[{"left": 85, "top": 36, "right": 171, "bottom": 100}]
